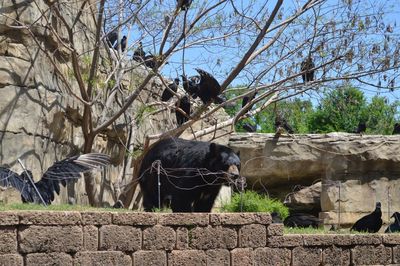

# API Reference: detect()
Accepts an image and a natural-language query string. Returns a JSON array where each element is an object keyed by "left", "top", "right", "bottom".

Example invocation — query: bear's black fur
[{"left": 138, "top": 137, "right": 241, "bottom": 212}]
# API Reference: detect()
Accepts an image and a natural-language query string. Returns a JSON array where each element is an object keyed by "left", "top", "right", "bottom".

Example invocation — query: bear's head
[{"left": 205, "top": 142, "right": 241, "bottom": 181}]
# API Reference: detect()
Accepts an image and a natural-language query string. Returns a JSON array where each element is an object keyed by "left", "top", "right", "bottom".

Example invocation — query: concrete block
[
  {"left": 189, "top": 226, "right": 237, "bottom": 249},
  {"left": 99, "top": 225, "right": 141, "bottom": 251},
  {"left": 19, "top": 226, "right": 82, "bottom": 253},
  {"left": 239, "top": 224, "right": 266, "bottom": 248},
  {"left": 143, "top": 225, "right": 175, "bottom": 250}
]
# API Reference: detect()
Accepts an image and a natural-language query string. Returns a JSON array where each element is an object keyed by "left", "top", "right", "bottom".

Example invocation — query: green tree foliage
[
  {"left": 365, "top": 96, "right": 399, "bottom": 134},
  {"left": 308, "top": 86, "right": 367, "bottom": 133},
  {"left": 308, "top": 86, "right": 399, "bottom": 134},
  {"left": 255, "top": 99, "right": 313, "bottom": 134},
  {"left": 227, "top": 85, "right": 399, "bottom": 134}
]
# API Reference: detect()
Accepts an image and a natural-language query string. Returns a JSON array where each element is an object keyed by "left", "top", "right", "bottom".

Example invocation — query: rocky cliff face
[
  {"left": 0, "top": 1, "right": 230, "bottom": 206},
  {"left": 229, "top": 133, "right": 400, "bottom": 226}
]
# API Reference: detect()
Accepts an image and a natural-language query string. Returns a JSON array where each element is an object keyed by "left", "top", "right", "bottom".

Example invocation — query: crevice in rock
[{"left": 0, "top": 129, "right": 78, "bottom": 149}]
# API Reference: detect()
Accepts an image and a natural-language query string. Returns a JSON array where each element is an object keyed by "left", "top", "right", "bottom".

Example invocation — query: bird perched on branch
[
  {"left": 0, "top": 153, "right": 111, "bottom": 205},
  {"left": 106, "top": 31, "right": 118, "bottom": 48},
  {"left": 132, "top": 41, "right": 145, "bottom": 62},
  {"left": 351, "top": 202, "right": 382, "bottom": 233},
  {"left": 242, "top": 123, "right": 257, "bottom": 132},
  {"left": 385, "top": 212, "right": 400, "bottom": 233},
  {"left": 161, "top": 78, "right": 180, "bottom": 102},
  {"left": 301, "top": 56, "right": 315, "bottom": 83},
  {"left": 177, "top": 0, "right": 192, "bottom": 11},
  {"left": 176, "top": 95, "right": 191, "bottom": 126},
  {"left": 242, "top": 91, "right": 257, "bottom": 108},
  {"left": 195, "top": 68, "right": 224, "bottom": 104},
  {"left": 181, "top": 74, "right": 200, "bottom": 98},
  {"left": 114, "top": 36, "right": 127, "bottom": 52},
  {"left": 144, "top": 54, "right": 157, "bottom": 68}
]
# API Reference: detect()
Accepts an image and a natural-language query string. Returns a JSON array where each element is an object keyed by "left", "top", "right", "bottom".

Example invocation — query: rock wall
[
  {"left": 0, "top": 211, "right": 399, "bottom": 265},
  {"left": 229, "top": 133, "right": 400, "bottom": 226}
]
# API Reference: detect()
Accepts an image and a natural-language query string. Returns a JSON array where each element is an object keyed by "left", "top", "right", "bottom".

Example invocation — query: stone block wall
[
  {"left": 229, "top": 133, "right": 400, "bottom": 227},
  {"left": 0, "top": 211, "right": 400, "bottom": 265}
]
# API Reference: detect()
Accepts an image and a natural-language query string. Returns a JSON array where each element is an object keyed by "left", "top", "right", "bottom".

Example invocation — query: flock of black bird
[
  {"left": 280, "top": 202, "right": 400, "bottom": 233},
  {"left": 156, "top": 68, "right": 226, "bottom": 126}
]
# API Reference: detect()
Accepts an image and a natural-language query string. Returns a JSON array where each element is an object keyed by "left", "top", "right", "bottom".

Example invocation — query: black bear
[{"left": 138, "top": 137, "right": 241, "bottom": 212}]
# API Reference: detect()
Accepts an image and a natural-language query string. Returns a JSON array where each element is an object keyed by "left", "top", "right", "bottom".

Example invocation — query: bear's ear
[{"left": 209, "top": 143, "right": 220, "bottom": 155}]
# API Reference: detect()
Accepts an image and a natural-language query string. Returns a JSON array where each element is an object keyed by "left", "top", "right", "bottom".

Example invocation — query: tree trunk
[{"left": 83, "top": 135, "right": 99, "bottom": 206}]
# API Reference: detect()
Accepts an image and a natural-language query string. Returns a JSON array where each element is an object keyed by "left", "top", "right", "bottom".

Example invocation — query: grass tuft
[{"left": 221, "top": 190, "right": 289, "bottom": 219}]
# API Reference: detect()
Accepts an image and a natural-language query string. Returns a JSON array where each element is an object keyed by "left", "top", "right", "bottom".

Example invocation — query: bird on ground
[
  {"left": 242, "top": 91, "right": 257, "bottom": 108},
  {"left": 181, "top": 74, "right": 199, "bottom": 98},
  {"left": 354, "top": 122, "right": 367, "bottom": 135},
  {"left": 385, "top": 212, "right": 400, "bottom": 233},
  {"left": 392, "top": 123, "right": 400, "bottom": 134},
  {"left": 271, "top": 212, "right": 283, "bottom": 223},
  {"left": 195, "top": 68, "right": 223, "bottom": 104},
  {"left": 300, "top": 56, "right": 315, "bottom": 83},
  {"left": 275, "top": 114, "right": 294, "bottom": 135},
  {"left": 106, "top": 31, "right": 118, "bottom": 48},
  {"left": 284, "top": 213, "right": 320, "bottom": 228},
  {"left": 350, "top": 202, "right": 382, "bottom": 233},
  {"left": 113, "top": 200, "right": 124, "bottom": 209},
  {"left": 0, "top": 153, "right": 111, "bottom": 205},
  {"left": 161, "top": 78, "right": 180, "bottom": 102},
  {"left": 176, "top": 96, "right": 191, "bottom": 126},
  {"left": 114, "top": 36, "right": 127, "bottom": 52},
  {"left": 177, "top": 0, "right": 192, "bottom": 11},
  {"left": 242, "top": 123, "right": 257, "bottom": 133}
]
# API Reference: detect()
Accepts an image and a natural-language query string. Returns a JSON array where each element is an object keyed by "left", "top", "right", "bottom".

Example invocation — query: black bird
[
  {"left": 181, "top": 74, "right": 199, "bottom": 98},
  {"left": 177, "top": 0, "right": 192, "bottom": 11},
  {"left": 195, "top": 68, "right": 223, "bottom": 104},
  {"left": 0, "top": 153, "right": 111, "bottom": 205},
  {"left": 393, "top": 123, "right": 400, "bottom": 134},
  {"left": 385, "top": 212, "right": 400, "bottom": 233},
  {"left": 242, "top": 91, "right": 257, "bottom": 108},
  {"left": 242, "top": 123, "right": 256, "bottom": 132},
  {"left": 275, "top": 115, "right": 294, "bottom": 135},
  {"left": 113, "top": 200, "right": 124, "bottom": 209},
  {"left": 351, "top": 202, "right": 382, "bottom": 233},
  {"left": 133, "top": 41, "right": 145, "bottom": 62},
  {"left": 284, "top": 213, "right": 320, "bottom": 228},
  {"left": 176, "top": 96, "right": 191, "bottom": 126},
  {"left": 301, "top": 56, "right": 315, "bottom": 83},
  {"left": 271, "top": 212, "right": 283, "bottom": 223},
  {"left": 144, "top": 54, "right": 156, "bottom": 68},
  {"left": 161, "top": 78, "right": 180, "bottom": 102},
  {"left": 114, "top": 36, "right": 127, "bottom": 52},
  {"left": 354, "top": 122, "right": 367, "bottom": 134},
  {"left": 106, "top": 31, "right": 118, "bottom": 48}
]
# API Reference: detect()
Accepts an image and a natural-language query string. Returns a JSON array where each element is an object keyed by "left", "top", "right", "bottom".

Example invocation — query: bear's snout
[{"left": 227, "top": 165, "right": 240, "bottom": 178}]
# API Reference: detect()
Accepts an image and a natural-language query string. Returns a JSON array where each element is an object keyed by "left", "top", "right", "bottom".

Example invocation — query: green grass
[
  {"left": 151, "top": 207, "right": 172, "bottom": 213},
  {"left": 221, "top": 190, "right": 289, "bottom": 219},
  {"left": 0, "top": 203, "right": 130, "bottom": 212},
  {"left": 283, "top": 226, "right": 383, "bottom": 234},
  {"left": 284, "top": 226, "right": 328, "bottom": 234}
]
